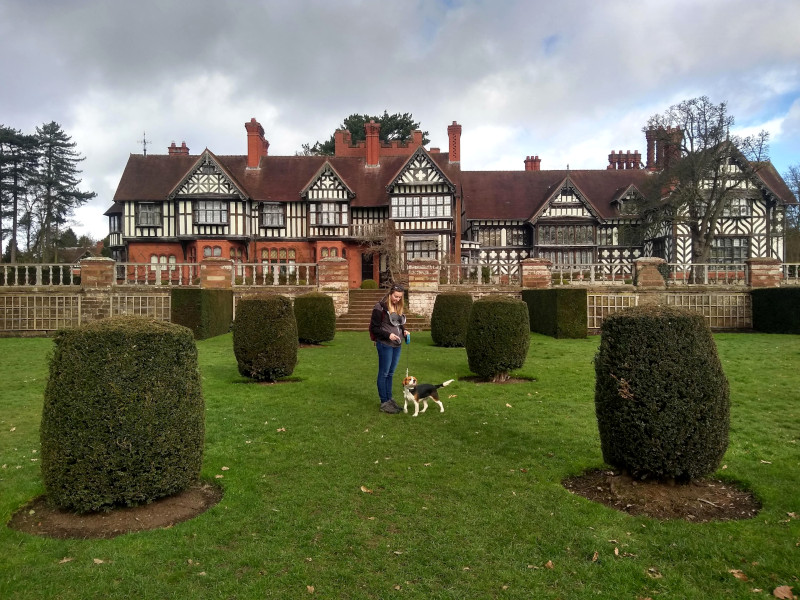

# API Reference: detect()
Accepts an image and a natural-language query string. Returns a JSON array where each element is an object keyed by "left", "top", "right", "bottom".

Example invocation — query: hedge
[
  {"left": 594, "top": 305, "right": 730, "bottom": 481},
  {"left": 521, "top": 288, "right": 587, "bottom": 338},
  {"left": 751, "top": 288, "right": 800, "bottom": 334},
  {"left": 171, "top": 288, "right": 233, "bottom": 339},
  {"left": 40, "top": 316, "right": 205, "bottom": 513},
  {"left": 233, "top": 295, "right": 298, "bottom": 381},
  {"left": 465, "top": 295, "right": 530, "bottom": 381},
  {"left": 431, "top": 292, "right": 473, "bottom": 347},
  {"left": 294, "top": 292, "right": 336, "bottom": 344}
]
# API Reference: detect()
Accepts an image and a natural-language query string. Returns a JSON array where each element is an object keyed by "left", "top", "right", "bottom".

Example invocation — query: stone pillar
[
  {"left": 407, "top": 259, "right": 439, "bottom": 317},
  {"left": 746, "top": 257, "right": 782, "bottom": 288},
  {"left": 80, "top": 257, "right": 116, "bottom": 288},
  {"left": 634, "top": 257, "right": 667, "bottom": 289},
  {"left": 317, "top": 257, "right": 349, "bottom": 316},
  {"left": 521, "top": 258, "right": 552, "bottom": 289},
  {"left": 200, "top": 258, "right": 233, "bottom": 289}
]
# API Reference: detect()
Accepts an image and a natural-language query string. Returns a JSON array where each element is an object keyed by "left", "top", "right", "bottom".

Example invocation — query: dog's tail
[{"left": 437, "top": 379, "right": 455, "bottom": 389}]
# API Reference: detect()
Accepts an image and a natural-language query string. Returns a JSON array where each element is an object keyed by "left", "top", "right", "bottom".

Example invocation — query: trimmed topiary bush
[
  {"left": 465, "top": 295, "right": 530, "bottom": 382},
  {"left": 751, "top": 288, "right": 800, "bottom": 334},
  {"left": 361, "top": 279, "right": 379, "bottom": 289},
  {"left": 431, "top": 292, "right": 473, "bottom": 347},
  {"left": 594, "top": 305, "right": 730, "bottom": 481},
  {"left": 294, "top": 292, "right": 336, "bottom": 344},
  {"left": 40, "top": 316, "right": 205, "bottom": 513},
  {"left": 233, "top": 295, "right": 298, "bottom": 381}
]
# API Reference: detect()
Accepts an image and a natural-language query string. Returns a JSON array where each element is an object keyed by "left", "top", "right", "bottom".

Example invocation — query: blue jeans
[{"left": 375, "top": 341, "right": 402, "bottom": 404}]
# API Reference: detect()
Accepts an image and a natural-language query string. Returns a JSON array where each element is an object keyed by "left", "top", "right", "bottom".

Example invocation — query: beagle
[{"left": 402, "top": 375, "right": 454, "bottom": 417}]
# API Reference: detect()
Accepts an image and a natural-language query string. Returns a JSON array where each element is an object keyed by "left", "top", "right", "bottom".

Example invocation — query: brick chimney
[
  {"left": 365, "top": 120, "right": 381, "bottom": 166},
  {"left": 245, "top": 118, "right": 269, "bottom": 169},
  {"left": 645, "top": 128, "right": 657, "bottom": 170},
  {"left": 447, "top": 121, "right": 462, "bottom": 163},
  {"left": 168, "top": 141, "right": 190, "bottom": 156}
]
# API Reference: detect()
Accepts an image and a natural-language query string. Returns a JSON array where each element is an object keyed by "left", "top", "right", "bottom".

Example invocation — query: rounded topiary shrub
[
  {"left": 431, "top": 292, "right": 473, "bottom": 347},
  {"left": 294, "top": 292, "right": 336, "bottom": 344},
  {"left": 360, "top": 279, "right": 378, "bottom": 289},
  {"left": 233, "top": 295, "right": 298, "bottom": 381},
  {"left": 465, "top": 295, "right": 530, "bottom": 382},
  {"left": 594, "top": 305, "right": 730, "bottom": 481},
  {"left": 40, "top": 317, "right": 204, "bottom": 513}
]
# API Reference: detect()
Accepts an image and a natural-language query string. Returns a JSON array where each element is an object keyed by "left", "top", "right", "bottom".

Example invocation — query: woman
[{"left": 369, "top": 283, "right": 410, "bottom": 414}]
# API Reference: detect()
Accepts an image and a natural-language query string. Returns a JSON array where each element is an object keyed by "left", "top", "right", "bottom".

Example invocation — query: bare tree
[
  {"left": 640, "top": 97, "right": 770, "bottom": 265},
  {"left": 352, "top": 221, "right": 401, "bottom": 285}
]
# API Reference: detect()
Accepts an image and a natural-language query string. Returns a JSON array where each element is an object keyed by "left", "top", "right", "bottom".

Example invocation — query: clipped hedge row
[
  {"left": 171, "top": 288, "right": 233, "bottom": 339},
  {"left": 465, "top": 295, "right": 530, "bottom": 381},
  {"left": 594, "top": 305, "right": 730, "bottom": 481},
  {"left": 294, "top": 292, "right": 336, "bottom": 344},
  {"left": 233, "top": 295, "right": 298, "bottom": 381},
  {"left": 521, "top": 288, "right": 587, "bottom": 338},
  {"left": 751, "top": 288, "right": 800, "bottom": 334},
  {"left": 40, "top": 316, "right": 205, "bottom": 513},
  {"left": 431, "top": 292, "right": 473, "bottom": 347}
]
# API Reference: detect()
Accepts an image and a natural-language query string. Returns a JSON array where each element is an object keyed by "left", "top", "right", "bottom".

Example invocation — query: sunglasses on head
[{"left": 390, "top": 284, "right": 404, "bottom": 293}]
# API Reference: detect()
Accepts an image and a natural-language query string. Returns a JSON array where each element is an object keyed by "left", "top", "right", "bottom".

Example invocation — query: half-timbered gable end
[
  {"left": 170, "top": 151, "right": 249, "bottom": 239},
  {"left": 387, "top": 148, "right": 457, "bottom": 264},
  {"left": 302, "top": 163, "right": 354, "bottom": 238}
]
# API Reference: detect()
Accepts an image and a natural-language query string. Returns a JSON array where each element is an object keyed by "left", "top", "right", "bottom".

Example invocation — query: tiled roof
[
  {"left": 113, "top": 151, "right": 459, "bottom": 209},
  {"left": 461, "top": 169, "right": 652, "bottom": 221}
]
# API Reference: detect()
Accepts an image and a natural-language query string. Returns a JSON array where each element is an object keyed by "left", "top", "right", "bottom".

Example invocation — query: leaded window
[
  {"left": 405, "top": 240, "right": 438, "bottom": 260},
  {"left": 310, "top": 202, "right": 348, "bottom": 225},
  {"left": 260, "top": 203, "right": 285, "bottom": 227},
  {"left": 194, "top": 200, "right": 228, "bottom": 225},
  {"left": 710, "top": 237, "right": 749, "bottom": 263},
  {"left": 391, "top": 195, "right": 451, "bottom": 219},
  {"left": 137, "top": 203, "right": 161, "bottom": 227}
]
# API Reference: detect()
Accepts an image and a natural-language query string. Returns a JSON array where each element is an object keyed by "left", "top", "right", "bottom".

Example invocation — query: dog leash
[{"left": 404, "top": 331, "right": 410, "bottom": 378}]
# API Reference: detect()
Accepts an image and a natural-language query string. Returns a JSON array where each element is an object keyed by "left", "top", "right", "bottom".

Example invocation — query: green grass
[{"left": 1, "top": 331, "right": 799, "bottom": 599}]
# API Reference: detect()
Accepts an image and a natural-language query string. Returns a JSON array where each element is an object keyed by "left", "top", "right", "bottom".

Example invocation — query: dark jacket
[{"left": 369, "top": 301, "right": 406, "bottom": 347}]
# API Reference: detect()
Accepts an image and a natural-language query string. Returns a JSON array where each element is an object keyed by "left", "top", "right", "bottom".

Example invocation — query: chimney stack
[
  {"left": 365, "top": 120, "right": 381, "bottom": 166},
  {"left": 447, "top": 121, "right": 462, "bottom": 163},
  {"left": 168, "top": 141, "right": 190, "bottom": 156},
  {"left": 245, "top": 118, "right": 269, "bottom": 169}
]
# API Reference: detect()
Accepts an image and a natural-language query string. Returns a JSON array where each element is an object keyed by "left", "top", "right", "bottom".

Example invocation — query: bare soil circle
[
  {"left": 7, "top": 481, "right": 223, "bottom": 539},
  {"left": 563, "top": 469, "right": 761, "bottom": 522}
]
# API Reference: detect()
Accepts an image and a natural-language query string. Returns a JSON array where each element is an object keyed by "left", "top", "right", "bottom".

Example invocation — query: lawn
[{"left": 1, "top": 331, "right": 799, "bottom": 599}]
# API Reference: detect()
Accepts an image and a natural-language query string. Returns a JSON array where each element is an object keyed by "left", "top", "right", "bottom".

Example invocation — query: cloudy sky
[{"left": 2, "top": 0, "right": 799, "bottom": 241}]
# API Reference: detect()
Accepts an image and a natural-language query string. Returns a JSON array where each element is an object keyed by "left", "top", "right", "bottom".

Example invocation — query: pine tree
[
  {"left": 301, "top": 111, "right": 430, "bottom": 156},
  {"left": 0, "top": 126, "right": 38, "bottom": 263},
  {"left": 30, "top": 122, "right": 96, "bottom": 261}
]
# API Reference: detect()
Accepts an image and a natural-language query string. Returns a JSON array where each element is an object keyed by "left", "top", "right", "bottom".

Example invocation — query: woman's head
[{"left": 384, "top": 283, "right": 405, "bottom": 314}]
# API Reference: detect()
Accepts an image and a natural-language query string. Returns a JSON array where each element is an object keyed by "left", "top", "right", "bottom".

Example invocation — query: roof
[
  {"left": 754, "top": 162, "right": 798, "bottom": 205},
  {"left": 461, "top": 169, "right": 652, "bottom": 221},
  {"left": 112, "top": 151, "right": 460, "bottom": 209}
]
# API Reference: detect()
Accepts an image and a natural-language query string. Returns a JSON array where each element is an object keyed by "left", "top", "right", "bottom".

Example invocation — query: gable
[
  {"left": 389, "top": 149, "right": 455, "bottom": 192},
  {"left": 534, "top": 178, "right": 598, "bottom": 221},
  {"left": 302, "top": 163, "right": 354, "bottom": 200},
  {"left": 170, "top": 152, "right": 246, "bottom": 199}
]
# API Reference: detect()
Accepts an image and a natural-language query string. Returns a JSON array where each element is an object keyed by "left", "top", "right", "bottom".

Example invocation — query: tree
[
  {"left": 782, "top": 163, "right": 800, "bottom": 262},
  {"left": 0, "top": 126, "right": 38, "bottom": 263},
  {"left": 29, "top": 122, "right": 96, "bottom": 262},
  {"left": 301, "top": 111, "right": 430, "bottom": 156},
  {"left": 640, "top": 97, "right": 770, "bottom": 265}
]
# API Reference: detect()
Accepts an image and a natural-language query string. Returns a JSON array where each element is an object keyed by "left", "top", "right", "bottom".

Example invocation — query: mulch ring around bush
[
  {"left": 7, "top": 481, "right": 223, "bottom": 539},
  {"left": 563, "top": 469, "right": 761, "bottom": 522}
]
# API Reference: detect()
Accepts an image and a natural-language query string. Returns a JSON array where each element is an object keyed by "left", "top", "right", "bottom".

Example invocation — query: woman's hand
[{"left": 389, "top": 333, "right": 400, "bottom": 342}]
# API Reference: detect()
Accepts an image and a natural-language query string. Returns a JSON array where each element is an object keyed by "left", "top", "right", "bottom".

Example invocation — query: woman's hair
[{"left": 383, "top": 283, "right": 405, "bottom": 315}]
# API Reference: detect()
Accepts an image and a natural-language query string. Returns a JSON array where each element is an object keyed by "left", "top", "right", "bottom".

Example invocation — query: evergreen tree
[
  {"left": 301, "top": 111, "right": 430, "bottom": 156},
  {"left": 30, "top": 122, "right": 96, "bottom": 261},
  {"left": 0, "top": 126, "right": 38, "bottom": 263}
]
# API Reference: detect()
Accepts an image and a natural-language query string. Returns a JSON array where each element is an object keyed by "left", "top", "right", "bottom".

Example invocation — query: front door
[{"left": 361, "top": 252, "right": 374, "bottom": 283}]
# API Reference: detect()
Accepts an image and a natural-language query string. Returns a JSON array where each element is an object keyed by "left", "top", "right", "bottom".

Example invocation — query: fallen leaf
[
  {"left": 788, "top": 512, "right": 798, "bottom": 519},
  {"left": 394, "top": 585, "right": 401, "bottom": 590},
  {"left": 448, "top": 394, "right": 457, "bottom": 398},
  {"left": 591, "top": 551, "right": 599, "bottom": 562},
  {"left": 614, "top": 547, "right": 619, "bottom": 556},
  {"left": 773, "top": 586, "right": 795, "bottom": 599},
  {"left": 463, "top": 566, "right": 470, "bottom": 571},
  {"left": 360, "top": 485, "right": 373, "bottom": 494},
  {"left": 505, "top": 403, "right": 513, "bottom": 408},
  {"left": 221, "top": 466, "right": 230, "bottom": 471},
  {"left": 198, "top": 571, "right": 207, "bottom": 576},
  {"left": 545, "top": 560, "right": 554, "bottom": 569},
  {"left": 647, "top": 567, "right": 662, "bottom": 579},
  {"left": 502, "top": 585, "right": 509, "bottom": 590},
  {"left": 215, "top": 474, "right": 224, "bottom": 479},
  {"left": 760, "top": 460, "right": 772, "bottom": 464},
  {"left": 58, "top": 557, "right": 74, "bottom": 564},
  {"left": 307, "top": 585, "right": 315, "bottom": 594},
  {"left": 393, "top": 551, "right": 403, "bottom": 555},
  {"left": 10, "top": 427, "right": 15, "bottom": 432},
  {"left": 277, "top": 428, "right": 286, "bottom": 432},
  {"left": 93, "top": 558, "right": 105, "bottom": 564},
  {"left": 729, "top": 569, "right": 748, "bottom": 581},
  {"left": 424, "top": 463, "right": 432, "bottom": 467}
]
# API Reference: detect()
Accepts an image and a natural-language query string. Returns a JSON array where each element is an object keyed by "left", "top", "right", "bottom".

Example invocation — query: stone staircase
[{"left": 336, "top": 289, "right": 430, "bottom": 331}]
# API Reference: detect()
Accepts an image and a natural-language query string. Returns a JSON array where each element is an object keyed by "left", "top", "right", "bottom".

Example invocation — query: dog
[{"left": 402, "top": 375, "right": 454, "bottom": 417}]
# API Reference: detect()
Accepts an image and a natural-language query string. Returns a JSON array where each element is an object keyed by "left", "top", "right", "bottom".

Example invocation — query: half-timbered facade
[{"left": 106, "top": 118, "right": 796, "bottom": 287}]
